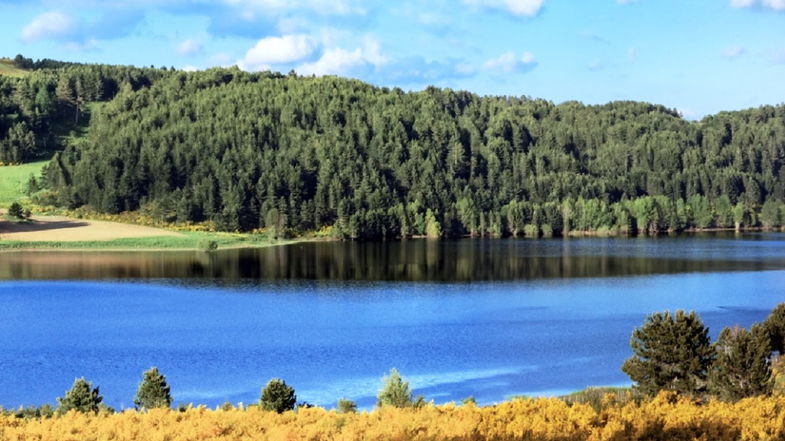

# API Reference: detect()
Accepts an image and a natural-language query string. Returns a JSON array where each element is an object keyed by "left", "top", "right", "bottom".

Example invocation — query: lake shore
[{"left": 0, "top": 213, "right": 325, "bottom": 252}]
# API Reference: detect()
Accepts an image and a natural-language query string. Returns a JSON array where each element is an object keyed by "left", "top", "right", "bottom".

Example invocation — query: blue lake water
[{"left": 1, "top": 234, "right": 784, "bottom": 409}]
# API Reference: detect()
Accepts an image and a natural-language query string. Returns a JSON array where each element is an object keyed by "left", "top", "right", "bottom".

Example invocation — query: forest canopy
[{"left": 2, "top": 56, "right": 785, "bottom": 238}]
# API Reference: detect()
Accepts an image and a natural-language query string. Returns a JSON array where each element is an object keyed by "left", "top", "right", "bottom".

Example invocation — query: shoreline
[{"left": 2, "top": 227, "right": 780, "bottom": 253}]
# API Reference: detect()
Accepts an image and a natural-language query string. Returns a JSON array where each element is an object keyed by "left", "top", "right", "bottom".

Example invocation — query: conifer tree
[
  {"left": 708, "top": 325, "right": 772, "bottom": 401},
  {"left": 622, "top": 310, "right": 715, "bottom": 396},
  {"left": 761, "top": 303, "right": 785, "bottom": 355},
  {"left": 377, "top": 368, "right": 413, "bottom": 408},
  {"left": 57, "top": 378, "right": 103, "bottom": 414},
  {"left": 134, "top": 367, "right": 173, "bottom": 410},
  {"left": 259, "top": 378, "right": 296, "bottom": 413}
]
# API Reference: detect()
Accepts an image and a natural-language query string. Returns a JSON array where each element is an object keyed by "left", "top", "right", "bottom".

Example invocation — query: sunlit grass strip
[{"left": 0, "top": 231, "right": 303, "bottom": 251}]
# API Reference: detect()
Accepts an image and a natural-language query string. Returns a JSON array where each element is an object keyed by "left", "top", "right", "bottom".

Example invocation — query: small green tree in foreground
[
  {"left": 337, "top": 398, "right": 357, "bottom": 413},
  {"left": 260, "top": 378, "right": 296, "bottom": 413},
  {"left": 377, "top": 368, "right": 425, "bottom": 408},
  {"left": 708, "top": 325, "right": 772, "bottom": 401},
  {"left": 57, "top": 378, "right": 103, "bottom": 414},
  {"left": 134, "top": 367, "right": 173, "bottom": 410},
  {"left": 622, "top": 310, "right": 715, "bottom": 396}
]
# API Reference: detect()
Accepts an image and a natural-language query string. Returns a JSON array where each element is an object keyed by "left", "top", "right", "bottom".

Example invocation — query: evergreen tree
[
  {"left": 259, "top": 378, "right": 296, "bottom": 413},
  {"left": 622, "top": 310, "right": 715, "bottom": 396},
  {"left": 133, "top": 367, "right": 173, "bottom": 410},
  {"left": 708, "top": 325, "right": 772, "bottom": 401},
  {"left": 377, "top": 368, "right": 413, "bottom": 408},
  {"left": 336, "top": 398, "right": 357, "bottom": 413},
  {"left": 56, "top": 378, "right": 103, "bottom": 414},
  {"left": 763, "top": 303, "right": 785, "bottom": 354}
]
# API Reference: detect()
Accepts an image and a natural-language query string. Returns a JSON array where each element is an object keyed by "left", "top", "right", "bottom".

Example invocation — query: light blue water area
[{"left": 1, "top": 269, "right": 784, "bottom": 410}]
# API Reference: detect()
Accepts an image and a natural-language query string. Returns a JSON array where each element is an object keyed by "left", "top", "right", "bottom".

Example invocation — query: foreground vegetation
[{"left": 1, "top": 392, "right": 784, "bottom": 441}]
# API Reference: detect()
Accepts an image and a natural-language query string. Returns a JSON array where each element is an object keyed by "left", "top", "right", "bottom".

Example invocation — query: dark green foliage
[
  {"left": 337, "top": 398, "right": 357, "bottom": 413},
  {"left": 134, "top": 367, "right": 173, "bottom": 410},
  {"left": 622, "top": 310, "right": 715, "bottom": 397},
  {"left": 1, "top": 60, "right": 784, "bottom": 236},
  {"left": 259, "top": 378, "right": 296, "bottom": 413},
  {"left": 7, "top": 201, "right": 24, "bottom": 219},
  {"left": 34, "top": 69, "right": 785, "bottom": 237},
  {"left": 56, "top": 378, "right": 103, "bottom": 414},
  {"left": 763, "top": 303, "right": 785, "bottom": 354},
  {"left": 708, "top": 325, "right": 773, "bottom": 401},
  {"left": 377, "top": 368, "right": 416, "bottom": 408}
]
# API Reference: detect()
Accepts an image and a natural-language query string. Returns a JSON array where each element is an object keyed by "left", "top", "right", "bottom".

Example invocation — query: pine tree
[
  {"left": 134, "top": 367, "right": 173, "bottom": 410},
  {"left": 259, "top": 378, "right": 296, "bottom": 413},
  {"left": 57, "top": 378, "right": 103, "bottom": 414},
  {"left": 708, "top": 325, "right": 772, "bottom": 401},
  {"left": 763, "top": 303, "right": 785, "bottom": 354},
  {"left": 377, "top": 368, "right": 413, "bottom": 408},
  {"left": 622, "top": 310, "right": 715, "bottom": 397}
]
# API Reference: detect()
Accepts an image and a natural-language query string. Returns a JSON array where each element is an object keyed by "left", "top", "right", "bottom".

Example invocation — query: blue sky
[{"left": 1, "top": 0, "right": 784, "bottom": 118}]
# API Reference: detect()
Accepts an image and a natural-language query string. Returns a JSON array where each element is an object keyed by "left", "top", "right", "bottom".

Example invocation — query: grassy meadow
[{"left": 0, "top": 160, "right": 47, "bottom": 207}]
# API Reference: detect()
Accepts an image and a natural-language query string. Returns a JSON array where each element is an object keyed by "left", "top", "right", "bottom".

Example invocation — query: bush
[
  {"left": 7, "top": 201, "right": 25, "bottom": 219},
  {"left": 197, "top": 239, "right": 218, "bottom": 252},
  {"left": 134, "top": 367, "right": 173, "bottom": 410},
  {"left": 57, "top": 378, "right": 103, "bottom": 414},
  {"left": 336, "top": 398, "right": 357, "bottom": 413},
  {"left": 260, "top": 378, "right": 296, "bottom": 413}
]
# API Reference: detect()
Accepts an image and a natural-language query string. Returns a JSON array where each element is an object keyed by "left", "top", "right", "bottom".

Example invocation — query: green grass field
[
  {"left": 0, "top": 230, "right": 305, "bottom": 251},
  {"left": 0, "top": 160, "right": 47, "bottom": 207},
  {"left": 0, "top": 59, "right": 29, "bottom": 77}
]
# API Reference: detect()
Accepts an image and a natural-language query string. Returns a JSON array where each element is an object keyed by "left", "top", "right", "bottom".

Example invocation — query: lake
[{"left": 1, "top": 234, "right": 784, "bottom": 410}]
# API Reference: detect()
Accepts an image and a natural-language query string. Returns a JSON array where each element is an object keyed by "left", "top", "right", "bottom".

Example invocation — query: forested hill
[{"left": 2, "top": 58, "right": 785, "bottom": 238}]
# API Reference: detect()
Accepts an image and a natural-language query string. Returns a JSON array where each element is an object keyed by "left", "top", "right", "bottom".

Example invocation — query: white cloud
[
  {"left": 224, "top": 0, "right": 368, "bottom": 16},
  {"left": 724, "top": 45, "right": 747, "bottom": 59},
  {"left": 182, "top": 65, "right": 199, "bottom": 72},
  {"left": 21, "top": 11, "right": 78, "bottom": 42},
  {"left": 483, "top": 51, "right": 537, "bottom": 73},
  {"left": 628, "top": 47, "right": 637, "bottom": 62},
  {"left": 177, "top": 39, "right": 203, "bottom": 56},
  {"left": 297, "top": 37, "right": 386, "bottom": 76},
  {"left": 464, "top": 0, "right": 544, "bottom": 17},
  {"left": 617, "top": 0, "right": 640, "bottom": 4},
  {"left": 238, "top": 34, "right": 317, "bottom": 71},
  {"left": 731, "top": 0, "right": 785, "bottom": 9}
]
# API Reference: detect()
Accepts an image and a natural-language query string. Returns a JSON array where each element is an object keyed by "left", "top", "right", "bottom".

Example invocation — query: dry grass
[{"left": 0, "top": 215, "right": 183, "bottom": 242}]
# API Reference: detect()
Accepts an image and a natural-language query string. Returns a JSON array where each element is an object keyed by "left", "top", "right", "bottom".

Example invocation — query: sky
[{"left": 0, "top": 0, "right": 784, "bottom": 119}]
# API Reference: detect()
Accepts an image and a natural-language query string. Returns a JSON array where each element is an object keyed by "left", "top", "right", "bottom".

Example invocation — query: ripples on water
[{"left": 1, "top": 233, "right": 784, "bottom": 409}]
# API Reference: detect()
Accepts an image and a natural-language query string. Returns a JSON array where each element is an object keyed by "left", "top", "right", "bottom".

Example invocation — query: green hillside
[{"left": 0, "top": 58, "right": 29, "bottom": 77}]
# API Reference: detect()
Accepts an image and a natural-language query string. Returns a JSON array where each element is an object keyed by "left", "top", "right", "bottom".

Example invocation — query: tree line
[{"left": 2, "top": 56, "right": 785, "bottom": 237}]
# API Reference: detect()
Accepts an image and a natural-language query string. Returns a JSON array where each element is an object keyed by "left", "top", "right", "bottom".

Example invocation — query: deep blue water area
[{"left": 1, "top": 234, "right": 784, "bottom": 409}]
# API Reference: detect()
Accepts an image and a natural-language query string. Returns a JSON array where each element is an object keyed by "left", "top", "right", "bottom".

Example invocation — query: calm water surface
[{"left": 1, "top": 234, "right": 784, "bottom": 409}]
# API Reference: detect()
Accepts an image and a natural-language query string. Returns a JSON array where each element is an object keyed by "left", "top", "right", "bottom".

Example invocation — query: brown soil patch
[{"left": 0, "top": 215, "right": 183, "bottom": 242}]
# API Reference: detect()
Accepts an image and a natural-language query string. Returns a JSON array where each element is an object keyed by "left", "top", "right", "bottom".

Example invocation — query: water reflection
[{"left": 2, "top": 234, "right": 784, "bottom": 281}]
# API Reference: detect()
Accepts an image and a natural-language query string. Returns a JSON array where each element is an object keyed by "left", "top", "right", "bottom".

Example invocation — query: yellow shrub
[{"left": 3, "top": 394, "right": 785, "bottom": 441}]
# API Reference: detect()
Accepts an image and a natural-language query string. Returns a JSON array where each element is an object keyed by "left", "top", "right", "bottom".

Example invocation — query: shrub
[
  {"left": 7, "top": 201, "right": 25, "bottom": 219},
  {"left": 336, "top": 398, "right": 357, "bottom": 413}
]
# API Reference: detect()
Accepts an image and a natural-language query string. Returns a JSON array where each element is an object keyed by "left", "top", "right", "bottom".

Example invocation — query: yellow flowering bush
[{"left": 3, "top": 392, "right": 785, "bottom": 441}]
